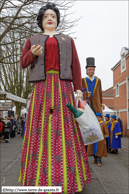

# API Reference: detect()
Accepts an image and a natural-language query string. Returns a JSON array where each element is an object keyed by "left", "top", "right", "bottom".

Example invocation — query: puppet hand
[
  {"left": 115, "top": 135, "right": 118, "bottom": 138},
  {"left": 75, "top": 90, "right": 82, "bottom": 98},
  {"left": 101, "top": 103, "right": 105, "bottom": 110},
  {"left": 31, "top": 44, "right": 43, "bottom": 57}
]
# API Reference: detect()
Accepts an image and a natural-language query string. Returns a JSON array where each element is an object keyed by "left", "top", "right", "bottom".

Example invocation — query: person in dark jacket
[
  {"left": 4, "top": 117, "right": 12, "bottom": 143},
  {"left": 117, "top": 117, "right": 123, "bottom": 137},
  {"left": 0, "top": 118, "right": 3, "bottom": 142},
  {"left": 20, "top": 117, "right": 25, "bottom": 137},
  {"left": 10, "top": 115, "right": 16, "bottom": 138},
  {"left": 1, "top": 118, "right": 5, "bottom": 140},
  {"left": 16, "top": 116, "right": 21, "bottom": 134}
]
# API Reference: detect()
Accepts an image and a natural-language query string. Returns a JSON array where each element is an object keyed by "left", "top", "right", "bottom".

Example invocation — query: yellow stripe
[
  {"left": 93, "top": 77, "right": 98, "bottom": 95},
  {"left": 22, "top": 84, "right": 36, "bottom": 185},
  {"left": 84, "top": 78, "right": 88, "bottom": 92},
  {"left": 99, "top": 121, "right": 103, "bottom": 125},
  {"left": 111, "top": 123, "right": 114, "bottom": 132},
  {"left": 48, "top": 75, "right": 54, "bottom": 189},
  {"left": 46, "top": 70, "right": 59, "bottom": 74},
  {"left": 18, "top": 87, "right": 36, "bottom": 183},
  {"left": 111, "top": 120, "right": 118, "bottom": 131},
  {"left": 70, "top": 94, "right": 87, "bottom": 184},
  {"left": 48, "top": 115, "right": 52, "bottom": 189},
  {"left": 72, "top": 137, "right": 82, "bottom": 191},
  {"left": 115, "top": 132, "right": 122, "bottom": 136},
  {"left": 58, "top": 79, "right": 68, "bottom": 193},
  {"left": 35, "top": 82, "right": 47, "bottom": 186},
  {"left": 18, "top": 170, "right": 21, "bottom": 182}
]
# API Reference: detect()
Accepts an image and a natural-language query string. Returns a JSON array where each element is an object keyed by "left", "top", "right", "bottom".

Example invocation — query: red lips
[{"left": 48, "top": 22, "right": 53, "bottom": 24}]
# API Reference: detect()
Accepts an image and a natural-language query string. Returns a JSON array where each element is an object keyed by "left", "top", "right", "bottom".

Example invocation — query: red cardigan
[{"left": 20, "top": 37, "right": 82, "bottom": 91}]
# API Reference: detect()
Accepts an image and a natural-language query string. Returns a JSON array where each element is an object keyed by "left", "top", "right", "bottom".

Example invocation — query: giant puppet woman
[{"left": 19, "top": 3, "right": 91, "bottom": 193}]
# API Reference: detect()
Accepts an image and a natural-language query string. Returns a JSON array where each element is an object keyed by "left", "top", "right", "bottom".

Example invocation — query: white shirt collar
[{"left": 87, "top": 75, "right": 94, "bottom": 81}]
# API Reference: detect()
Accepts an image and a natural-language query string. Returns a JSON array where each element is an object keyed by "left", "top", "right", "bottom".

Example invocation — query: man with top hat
[
  {"left": 107, "top": 115, "right": 122, "bottom": 154},
  {"left": 82, "top": 57, "right": 105, "bottom": 117},
  {"left": 105, "top": 114, "right": 111, "bottom": 151},
  {"left": 87, "top": 112, "right": 109, "bottom": 167}
]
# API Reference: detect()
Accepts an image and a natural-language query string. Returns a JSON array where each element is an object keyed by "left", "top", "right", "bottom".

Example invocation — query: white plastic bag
[{"left": 76, "top": 98, "right": 104, "bottom": 145}]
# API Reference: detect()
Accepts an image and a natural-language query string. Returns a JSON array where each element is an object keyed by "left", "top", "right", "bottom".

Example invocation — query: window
[
  {"left": 116, "top": 83, "right": 119, "bottom": 97},
  {"left": 121, "top": 57, "right": 126, "bottom": 73},
  {"left": 121, "top": 47, "right": 127, "bottom": 73}
]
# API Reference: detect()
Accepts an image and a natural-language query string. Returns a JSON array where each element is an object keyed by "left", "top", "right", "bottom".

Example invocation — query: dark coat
[
  {"left": 10, "top": 119, "right": 16, "bottom": 137},
  {"left": 4, "top": 120, "right": 12, "bottom": 134}
]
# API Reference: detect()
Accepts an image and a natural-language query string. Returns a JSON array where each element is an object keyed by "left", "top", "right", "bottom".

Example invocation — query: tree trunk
[{"left": 15, "top": 102, "right": 23, "bottom": 117}]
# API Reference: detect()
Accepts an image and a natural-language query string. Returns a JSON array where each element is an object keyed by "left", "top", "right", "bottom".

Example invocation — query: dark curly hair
[{"left": 37, "top": 3, "right": 60, "bottom": 32}]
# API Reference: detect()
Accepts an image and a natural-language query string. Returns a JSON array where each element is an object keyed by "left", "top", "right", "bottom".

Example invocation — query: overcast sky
[{"left": 67, "top": 1, "right": 128, "bottom": 91}]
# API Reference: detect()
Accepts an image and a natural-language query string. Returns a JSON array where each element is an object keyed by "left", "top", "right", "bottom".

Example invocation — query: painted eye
[{"left": 52, "top": 15, "right": 55, "bottom": 18}]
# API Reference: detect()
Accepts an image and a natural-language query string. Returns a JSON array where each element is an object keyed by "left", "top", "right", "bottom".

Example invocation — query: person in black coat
[
  {"left": 117, "top": 117, "right": 123, "bottom": 137},
  {"left": 10, "top": 115, "right": 16, "bottom": 138},
  {"left": 20, "top": 117, "right": 25, "bottom": 137},
  {"left": 4, "top": 117, "right": 12, "bottom": 143}
]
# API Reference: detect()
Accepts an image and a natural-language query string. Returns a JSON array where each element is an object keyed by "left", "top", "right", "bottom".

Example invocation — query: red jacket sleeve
[
  {"left": 20, "top": 38, "right": 38, "bottom": 69},
  {"left": 71, "top": 38, "right": 82, "bottom": 91},
  {"left": 0, "top": 123, "right": 3, "bottom": 132}
]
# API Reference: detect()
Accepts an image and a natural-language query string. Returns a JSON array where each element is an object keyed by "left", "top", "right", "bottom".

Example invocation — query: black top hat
[{"left": 86, "top": 57, "right": 96, "bottom": 69}]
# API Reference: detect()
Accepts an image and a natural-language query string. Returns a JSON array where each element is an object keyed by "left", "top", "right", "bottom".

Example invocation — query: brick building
[
  {"left": 111, "top": 47, "right": 129, "bottom": 136},
  {"left": 102, "top": 87, "right": 114, "bottom": 110}
]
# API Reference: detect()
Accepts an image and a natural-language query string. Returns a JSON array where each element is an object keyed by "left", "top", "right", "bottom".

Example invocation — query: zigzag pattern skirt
[{"left": 19, "top": 70, "right": 91, "bottom": 194}]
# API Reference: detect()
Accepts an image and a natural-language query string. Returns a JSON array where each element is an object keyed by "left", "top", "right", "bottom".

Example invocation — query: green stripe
[
  {"left": 70, "top": 94, "right": 87, "bottom": 182},
  {"left": 48, "top": 75, "right": 54, "bottom": 188},
  {"left": 46, "top": 70, "right": 59, "bottom": 74},
  {"left": 35, "top": 82, "right": 47, "bottom": 186},
  {"left": 22, "top": 84, "right": 36, "bottom": 185},
  {"left": 48, "top": 114, "right": 52, "bottom": 188},
  {"left": 72, "top": 137, "right": 82, "bottom": 191},
  {"left": 18, "top": 170, "right": 21, "bottom": 182},
  {"left": 18, "top": 86, "right": 36, "bottom": 183},
  {"left": 58, "top": 79, "right": 68, "bottom": 193}
]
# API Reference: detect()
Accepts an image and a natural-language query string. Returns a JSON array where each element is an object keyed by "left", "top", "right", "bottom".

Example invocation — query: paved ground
[{"left": 0, "top": 135, "right": 129, "bottom": 194}]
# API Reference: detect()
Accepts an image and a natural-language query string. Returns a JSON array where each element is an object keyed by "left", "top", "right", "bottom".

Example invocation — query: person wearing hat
[
  {"left": 105, "top": 114, "right": 111, "bottom": 151},
  {"left": 82, "top": 57, "right": 105, "bottom": 117},
  {"left": 105, "top": 114, "right": 111, "bottom": 126},
  {"left": 107, "top": 115, "right": 122, "bottom": 154},
  {"left": 87, "top": 112, "right": 109, "bottom": 167}
]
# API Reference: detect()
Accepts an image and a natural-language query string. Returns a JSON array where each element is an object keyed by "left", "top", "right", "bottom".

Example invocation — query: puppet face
[
  {"left": 87, "top": 67, "right": 95, "bottom": 77},
  {"left": 42, "top": 9, "right": 57, "bottom": 31}
]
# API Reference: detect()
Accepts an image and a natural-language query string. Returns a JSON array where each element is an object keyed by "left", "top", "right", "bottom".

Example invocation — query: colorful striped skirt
[{"left": 19, "top": 70, "right": 91, "bottom": 194}]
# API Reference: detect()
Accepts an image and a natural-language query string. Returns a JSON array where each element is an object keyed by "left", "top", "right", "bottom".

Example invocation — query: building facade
[
  {"left": 111, "top": 47, "right": 129, "bottom": 136},
  {"left": 102, "top": 87, "right": 114, "bottom": 110}
]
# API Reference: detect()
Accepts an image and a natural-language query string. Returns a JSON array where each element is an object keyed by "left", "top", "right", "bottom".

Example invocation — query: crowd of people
[{"left": 0, "top": 114, "right": 25, "bottom": 143}]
